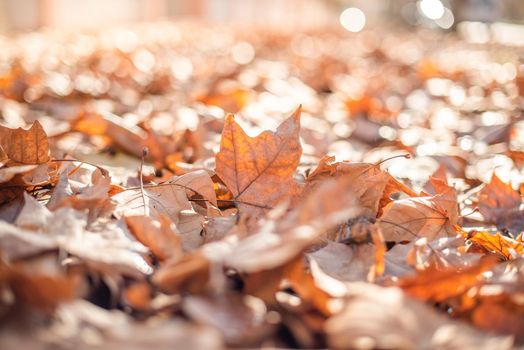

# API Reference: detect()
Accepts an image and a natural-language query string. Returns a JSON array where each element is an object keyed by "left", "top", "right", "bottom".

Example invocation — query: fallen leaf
[
  {"left": 397, "top": 255, "right": 498, "bottom": 302},
  {"left": 183, "top": 293, "right": 272, "bottom": 346},
  {"left": 0, "top": 164, "right": 38, "bottom": 183},
  {"left": 113, "top": 170, "right": 214, "bottom": 236},
  {"left": 215, "top": 107, "right": 302, "bottom": 220},
  {"left": 307, "top": 155, "right": 416, "bottom": 215},
  {"left": 153, "top": 251, "right": 211, "bottom": 294},
  {"left": 478, "top": 174, "right": 524, "bottom": 233},
  {"left": 0, "top": 121, "right": 50, "bottom": 164},
  {"left": 465, "top": 230, "right": 524, "bottom": 260},
  {"left": 378, "top": 189, "right": 458, "bottom": 242},
  {"left": 325, "top": 283, "right": 512, "bottom": 350},
  {"left": 384, "top": 235, "right": 482, "bottom": 277},
  {"left": 125, "top": 215, "right": 182, "bottom": 261},
  {"left": 472, "top": 301, "right": 524, "bottom": 343},
  {"left": 307, "top": 241, "right": 376, "bottom": 282},
  {"left": 0, "top": 254, "right": 78, "bottom": 312}
]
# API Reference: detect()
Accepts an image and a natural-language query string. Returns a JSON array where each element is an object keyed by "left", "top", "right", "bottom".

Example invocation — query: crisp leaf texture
[
  {"left": 215, "top": 107, "right": 302, "bottom": 218},
  {"left": 378, "top": 189, "right": 458, "bottom": 242},
  {"left": 0, "top": 121, "right": 50, "bottom": 164}
]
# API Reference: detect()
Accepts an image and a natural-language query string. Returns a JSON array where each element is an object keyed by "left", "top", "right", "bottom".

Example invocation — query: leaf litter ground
[{"left": 0, "top": 22, "right": 523, "bottom": 349}]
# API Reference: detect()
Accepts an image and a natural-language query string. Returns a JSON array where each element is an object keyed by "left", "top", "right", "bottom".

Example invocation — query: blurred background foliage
[{"left": 0, "top": 0, "right": 523, "bottom": 33}]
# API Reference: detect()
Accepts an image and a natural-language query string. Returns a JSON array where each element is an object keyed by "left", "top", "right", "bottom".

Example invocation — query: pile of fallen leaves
[{"left": 0, "top": 22, "right": 524, "bottom": 349}]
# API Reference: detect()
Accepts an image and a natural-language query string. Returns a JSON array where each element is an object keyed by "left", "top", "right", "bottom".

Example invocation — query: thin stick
[
  {"left": 375, "top": 153, "right": 411, "bottom": 167},
  {"left": 139, "top": 148, "right": 149, "bottom": 216}
]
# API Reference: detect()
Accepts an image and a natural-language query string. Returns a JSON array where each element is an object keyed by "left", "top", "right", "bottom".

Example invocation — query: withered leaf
[
  {"left": 125, "top": 215, "right": 182, "bottom": 261},
  {"left": 113, "top": 170, "right": 215, "bottom": 236},
  {"left": 472, "top": 301, "right": 524, "bottom": 343},
  {"left": 183, "top": 294, "right": 272, "bottom": 346},
  {"left": 215, "top": 107, "right": 302, "bottom": 219},
  {"left": 325, "top": 283, "right": 512, "bottom": 350},
  {"left": 153, "top": 251, "right": 211, "bottom": 294},
  {"left": 465, "top": 230, "right": 524, "bottom": 260},
  {"left": 0, "top": 121, "right": 50, "bottom": 164},
  {"left": 307, "top": 241, "right": 376, "bottom": 282},
  {"left": 378, "top": 188, "right": 459, "bottom": 242},
  {"left": 307, "top": 155, "right": 417, "bottom": 214},
  {"left": 397, "top": 255, "right": 498, "bottom": 302},
  {"left": 478, "top": 174, "right": 524, "bottom": 233}
]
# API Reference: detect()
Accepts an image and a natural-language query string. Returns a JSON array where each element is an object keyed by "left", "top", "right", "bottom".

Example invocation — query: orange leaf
[
  {"left": 215, "top": 107, "right": 302, "bottom": 219},
  {"left": 472, "top": 301, "right": 524, "bottom": 343},
  {"left": 466, "top": 230, "right": 524, "bottom": 260},
  {"left": 0, "top": 121, "right": 50, "bottom": 164},
  {"left": 397, "top": 256, "right": 498, "bottom": 302},
  {"left": 125, "top": 215, "right": 182, "bottom": 261},
  {"left": 478, "top": 174, "right": 523, "bottom": 233},
  {"left": 153, "top": 251, "right": 210, "bottom": 294}
]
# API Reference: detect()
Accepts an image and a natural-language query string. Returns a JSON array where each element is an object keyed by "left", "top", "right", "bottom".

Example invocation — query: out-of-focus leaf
[
  {"left": 325, "top": 283, "right": 512, "bottom": 350},
  {"left": 125, "top": 215, "right": 182, "bottom": 261},
  {"left": 397, "top": 255, "right": 498, "bottom": 302},
  {"left": 478, "top": 174, "right": 524, "bottom": 233}
]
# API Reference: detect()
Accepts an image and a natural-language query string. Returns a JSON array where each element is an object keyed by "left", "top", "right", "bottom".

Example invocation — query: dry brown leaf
[
  {"left": 307, "top": 155, "right": 416, "bottom": 216},
  {"left": 215, "top": 107, "right": 302, "bottom": 220},
  {"left": 472, "top": 301, "right": 524, "bottom": 343},
  {"left": 73, "top": 112, "right": 149, "bottom": 158},
  {"left": 1, "top": 194, "right": 152, "bottom": 276},
  {"left": 0, "top": 121, "right": 50, "bottom": 164},
  {"left": 283, "top": 257, "right": 336, "bottom": 317},
  {"left": 325, "top": 283, "right": 512, "bottom": 350},
  {"left": 0, "top": 164, "right": 38, "bottom": 183},
  {"left": 465, "top": 229, "right": 524, "bottom": 260},
  {"left": 478, "top": 174, "right": 524, "bottom": 233},
  {"left": 378, "top": 187, "right": 458, "bottom": 242},
  {"left": 153, "top": 251, "right": 211, "bottom": 294},
  {"left": 0, "top": 255, "right": 78, "bottom": 312},
  {"left": 113, "top": 170, "right": 214, "bottom": 238},
  {"left": 397, "top": 255, "right": 498, "bottom": 302},
  {"left": 47, "top": 168, "right": 115, "bottom": 222},
  {"left": 183, "top": 293, "right": 272, "bottom": 346},
  {"left": 384, "top": 235, "right": 482, "bottom": 278},
  {"left": 307, "top": 241, "right": 376, "bottom": 282},
  {"left": 125, "top": 215, "right": 182, "bottom": 261}
]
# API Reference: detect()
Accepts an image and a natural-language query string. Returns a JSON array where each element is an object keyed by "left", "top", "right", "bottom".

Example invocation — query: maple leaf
[
  {"left": 378, "top": 186, "right": 459, "bottom": 242},
  {"left": 306, "top": 155, "right": 417, "bottom": 216},
  {"left": 0, "top": 121, "right": 50, "bottom": 164},
  {"left": 464, "top": 229, "right": 524, "bottom": 260},
  {"left": 215, "top": 107, "right": 302, "bottom": 219},
  {"left": 112, "top": 170, "right": 215, "bottom": 237},
  {"left": 478, "top": 174, "right": 524, "bottom": 233}
]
